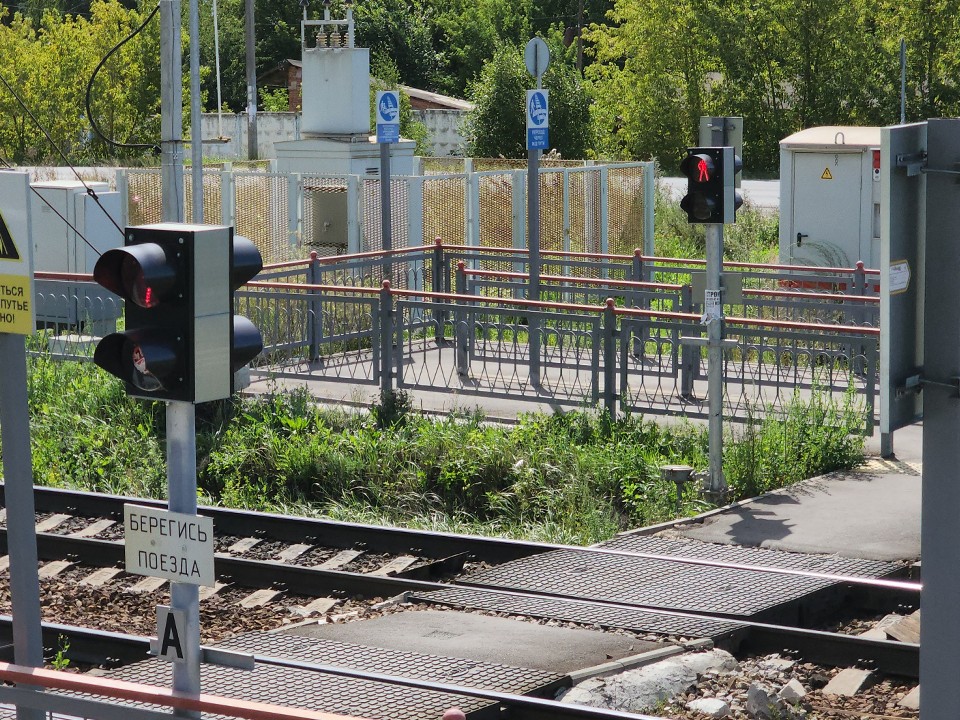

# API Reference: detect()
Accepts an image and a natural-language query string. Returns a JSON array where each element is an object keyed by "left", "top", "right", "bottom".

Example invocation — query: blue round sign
[
  {"left": 528, "top": 91, "right": 548, "bottom": 126},
  {"left": 378, "top": 92, "right": 399, "bottom": 123}
]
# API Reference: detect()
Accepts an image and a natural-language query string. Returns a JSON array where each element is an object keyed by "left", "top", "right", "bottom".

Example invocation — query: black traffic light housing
[
  {"left": 93, "top": 223, "right": 263, "bottom": 403},
  {"left": 679, "top": 146, "right": 743, "bottom": 224}
]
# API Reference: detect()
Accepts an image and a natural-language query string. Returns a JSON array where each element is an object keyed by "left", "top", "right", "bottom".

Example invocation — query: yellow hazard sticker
[
  {"left": 821, "top": 167, "right": 834, "bottom": 180},
  {"left": 0, "top": 275, "right": 32, "bottom": 335}
]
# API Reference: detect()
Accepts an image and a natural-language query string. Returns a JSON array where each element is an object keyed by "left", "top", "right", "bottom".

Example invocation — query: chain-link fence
[{"left": 119, "top": 160, "right": 654, "bottom": 271}]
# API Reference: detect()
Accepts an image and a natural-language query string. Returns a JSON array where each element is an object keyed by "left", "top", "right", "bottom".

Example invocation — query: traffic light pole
[
  {"left": 168, "top": 402, "right": 201, "bottom": 717},
  {"left": 705, "top": 223, "right": 727, "bottom": 497}
]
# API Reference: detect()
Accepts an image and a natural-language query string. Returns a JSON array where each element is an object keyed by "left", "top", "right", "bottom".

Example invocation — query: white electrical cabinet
[
  {"left": 30, "top": 180, "right": 124, "bottom": 330},
  {"left": 779, "top": 126, "right": 882, "bottom": 269}
]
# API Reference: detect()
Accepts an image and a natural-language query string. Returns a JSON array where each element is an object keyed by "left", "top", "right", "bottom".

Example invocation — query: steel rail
[
  {"left": 0, "top": 656, "right": 365, "bottom": 720},
  {"left": 9, "top": 485, "right": 561, "bottom": 564},
  {"left": 0, "top": 620, "right": 662, "bottom": 720},
  {"left": 0, "top": 534, "right": 920, "bottom": 676},
  {"left": 9, "top": 521, "right": 920, "bottom": 644},
  {"left": 9, "top": 486, "right": 917, "bottom": 598},
  {"left": 415, "top": 587, "right": 919, "bottom": 678},
  {"left": 0, "top": 530, "right": 457, "bottom": 599}
]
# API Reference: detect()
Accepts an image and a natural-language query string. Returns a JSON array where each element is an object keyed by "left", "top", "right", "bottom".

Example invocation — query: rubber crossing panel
[
  {"left": 600, "top": 534, "right": 902, "bottom": 577},
  {"left": 97, "top": 659, "right": 499, "bottom": 720},
  {"left": 459, "top": 546, "right": 877, "bottom": 619},
  {"left": 411, "top": 586, "right": 748, "bottom": 645},
  {"left": 216, "top": 631, "right": 566, "bottom": 696}
]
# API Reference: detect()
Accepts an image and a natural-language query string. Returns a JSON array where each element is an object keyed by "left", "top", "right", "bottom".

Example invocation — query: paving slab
[
  {"left": 284, "top": 609, "right": 662, "bottom": 675},
  {"left": 660, "top": 470, "right": 920, "bottom": 562}
]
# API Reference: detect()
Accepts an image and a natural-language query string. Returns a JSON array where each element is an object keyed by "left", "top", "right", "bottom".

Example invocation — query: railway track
[{"left": 0, "top": 485, "right": 923, "bottom": 719}]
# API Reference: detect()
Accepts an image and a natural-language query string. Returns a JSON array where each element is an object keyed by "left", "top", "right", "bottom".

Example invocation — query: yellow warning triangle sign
[
  {"left": 821, "top": 167, "right": 834, "bottom": 180},
  {"left": 0, "top": 212, "right": 21, "bottom": 260}
]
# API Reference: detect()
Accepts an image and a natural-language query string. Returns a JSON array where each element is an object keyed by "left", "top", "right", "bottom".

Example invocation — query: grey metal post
[
  {"left": 167, "top": 402, "right": 201, "bottom": 717},
  {"left": 0, "top": 334, "right": 44, "bottom": 720},
  {"left": 160, "top": 0, "right": 184, "bottom": 223},
  {"left": 679, "top": 284, "right": 695, "bottom": 397},
  {"left": 379, "top": 282, "right": 394, "bottom": 396},
  {"left": 920, "top": 118, "right": 960, "bottom": 720},
  {"left": 602, "top": 299, "right": 617, "bottom": 419},
  {"left": 705, "top": 223, "right": 726, "bottom": 496},
  {"left": 244, "top": 0, "right": 257, "bottom": 160},
  {"left": 528, "top": 144, "right": 541, "bottom": 386},
  {"left": 189, "top": 0, "right": 203, "bottom": 223},
  {"left": 900, "top": 39, "right": 907, "bottom": 124},
  {"left": 455, "top": 263, "right": 468, "bottom": 377},
  {"left": 307, "top": 252, "right": 321, "bottom": 362},
  {"left": 643, "top": 161, "right": 655, "bottom": 258},
  {"left": 380, "top": 144, "right": 393, "bottom": 282}
]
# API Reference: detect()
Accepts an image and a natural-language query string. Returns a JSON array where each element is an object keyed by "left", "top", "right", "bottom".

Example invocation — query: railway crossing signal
[
  {"left": 92, "top": 223, "right": 263, "bottom": 403},
  {"left": 680, "top": 146, "right": 743, "bottom": 224}
]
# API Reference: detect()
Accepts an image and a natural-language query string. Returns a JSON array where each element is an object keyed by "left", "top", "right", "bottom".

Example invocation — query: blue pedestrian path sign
[
  {"left": 376, "top": 90, "right": 400, "bottom": 144},
  {"left": 526, "top": 89, "right": 549, "bottom": 151}
]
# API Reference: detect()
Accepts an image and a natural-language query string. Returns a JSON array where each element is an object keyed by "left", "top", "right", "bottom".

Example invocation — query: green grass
[
  {"left": 654, "top": 185, "right": 780, "bottom": 264},
  {"left": 14, "top": 353, "right": 866, "bottom": 545}
]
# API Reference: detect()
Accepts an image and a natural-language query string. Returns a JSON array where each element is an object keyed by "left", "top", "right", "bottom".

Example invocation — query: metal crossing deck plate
[
  {"left": 98, "top": 659, "right": 499, "bottom": 720},
  {"left": 410, "top": 586, "right": 747, "bottom": 644},
  {"left": 216, "top": 631, "right": 566, "bottom": 696},
  {"left": 459, "top": 545, "right": 887, "bottom": 620},
  {"left": 601, "top": 534, "right": 902, "bottom": 577}
]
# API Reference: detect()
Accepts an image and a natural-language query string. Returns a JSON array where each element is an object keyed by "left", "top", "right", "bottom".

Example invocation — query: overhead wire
[
  {"left": 84, "top": 2, "right": 161, "bottom": 155},
  {"left": 0, "top": 70, "right": 119, "bottom": 254}
]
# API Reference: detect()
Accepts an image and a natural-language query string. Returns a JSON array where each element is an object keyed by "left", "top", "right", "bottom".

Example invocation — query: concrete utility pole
[
  {"left": 189, "top": 0, "right": 203, "bottom": 222},
  {"left": 245, "top": 0, "right": 258, "bottom": 160},
  {"left": 160, "top": 0, "right": 184, "bottom": 223}
]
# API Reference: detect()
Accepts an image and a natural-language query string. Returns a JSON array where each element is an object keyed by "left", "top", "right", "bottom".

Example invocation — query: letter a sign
[{"left": 156, "top": 606, "right": 187, "bottom": 663}]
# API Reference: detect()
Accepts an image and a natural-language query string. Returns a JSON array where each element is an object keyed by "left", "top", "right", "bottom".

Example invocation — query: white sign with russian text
[{"left": 124, "top": 504, "right": 214, "bottom": 587}]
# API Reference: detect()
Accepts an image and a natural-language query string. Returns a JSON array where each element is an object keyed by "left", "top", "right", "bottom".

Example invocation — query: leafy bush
[{"left": 724, "top": 386, "right": 867, "bottom": 498}]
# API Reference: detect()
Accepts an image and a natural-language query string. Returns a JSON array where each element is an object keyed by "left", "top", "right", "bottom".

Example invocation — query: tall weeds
[{"left": 18, "top": 356, "right": 866, "bottom": 545}]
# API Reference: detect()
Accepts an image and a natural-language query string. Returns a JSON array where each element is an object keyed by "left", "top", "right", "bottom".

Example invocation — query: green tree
[
  {"left": 432, "top": 0, "right": 532, "bottom": 96},
  {"left": 0, "top": 1, "right": 161, "bottom": 163},
  {"left": 584, "top": 0, "right": 708, "bottom": 168},
  {"left": 465, "top": 41, "right": 594, "bottom": 159}
]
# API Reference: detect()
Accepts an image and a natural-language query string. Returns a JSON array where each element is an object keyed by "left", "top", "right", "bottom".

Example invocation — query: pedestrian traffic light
[
  {"left": 679, "top": 146, "right": 743, "bottom": 224},
  {"left": 92, "top": 223, "right": 263, "bottom": 403}
]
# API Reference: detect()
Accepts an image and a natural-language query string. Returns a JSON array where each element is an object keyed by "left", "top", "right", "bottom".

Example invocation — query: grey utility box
[
  {"left": 779, "top": 126, "right": 882, "bottom": 269},
  {"left": 31, "top": 180, "right": 124, "bottom": 331},
  {"left": 306, "top": 187, "right": 348, "bottom": 255}
]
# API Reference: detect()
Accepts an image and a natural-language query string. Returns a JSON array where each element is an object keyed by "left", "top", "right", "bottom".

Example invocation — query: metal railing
[
  {"left": 32, "top": 246, "right": 880, "bottom": 431},
  {"left": 233, "top": 246, "right": 879, "bottom": 430}
]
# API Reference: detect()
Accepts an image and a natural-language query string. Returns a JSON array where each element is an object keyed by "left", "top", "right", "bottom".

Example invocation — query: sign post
[
  {"left": 0, "top": 172, "right": 43, "bottom": 720},
  {"left": 376, "top": 90, "right": 400, "bottom": 280},
  {"left": 524, "top": 37, "right": 549, "bottom": 387}
]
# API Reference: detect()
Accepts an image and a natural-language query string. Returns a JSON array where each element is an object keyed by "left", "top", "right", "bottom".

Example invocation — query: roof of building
[
  {"left": 258, "top": 60, "right": 473, "bottom": 112},
  {"left": 780, "top": 126, "right": 882, "bottom": 149}
]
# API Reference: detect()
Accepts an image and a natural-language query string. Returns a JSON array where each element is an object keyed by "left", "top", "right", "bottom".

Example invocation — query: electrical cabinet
[
  {"left": 779, "top": 126, "right": 882, "bottom": 269},
  {"left": 30, "top": 180, "right": 124, "bottom": 331}
]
